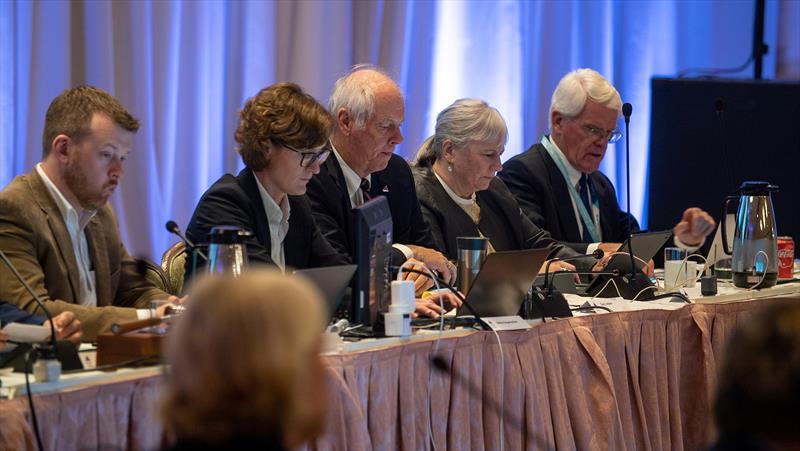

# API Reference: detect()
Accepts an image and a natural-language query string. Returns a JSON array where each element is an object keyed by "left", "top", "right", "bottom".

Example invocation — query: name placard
[{"left": 481, "top": 315, "right": 531, "bottom": 331}]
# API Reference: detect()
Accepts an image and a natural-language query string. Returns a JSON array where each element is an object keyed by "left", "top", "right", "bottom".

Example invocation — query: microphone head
[
  {"left": 622, "top": 103, "right": 633, "bottom": 118},
  {"left": 592, "top": 249, "right": 605, "bottom": 259},
  {"left": 714, "top": 98, "right": 724, "bottom": 113},
  {"left": 165, "top": 220, "right": 180, "bottom": 234},
  {"left": 431, "top": 355, "right": 449, "bottom": 372}
]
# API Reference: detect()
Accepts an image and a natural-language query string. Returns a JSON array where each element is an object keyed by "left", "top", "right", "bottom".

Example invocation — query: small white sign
[{"left": 481, "top": 315, "right": 531, "bottom": 331}]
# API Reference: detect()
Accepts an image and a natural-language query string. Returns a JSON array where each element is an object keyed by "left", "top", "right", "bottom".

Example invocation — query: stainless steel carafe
[
  {"left": 207, "top": 226, "right": 251, "bottom": 277},
  {"left": 722, "top": 181, "right": 779, "bottom": 288},
  {"left": 456, "top": 237, "right": 488, "bottom": 295}
]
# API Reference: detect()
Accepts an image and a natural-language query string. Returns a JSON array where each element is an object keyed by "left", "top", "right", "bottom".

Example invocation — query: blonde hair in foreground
[{"left": 161, "top": 270, "right": 327, "bottom": 448}]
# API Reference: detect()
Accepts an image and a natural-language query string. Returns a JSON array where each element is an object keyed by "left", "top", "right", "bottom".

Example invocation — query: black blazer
[
  {"left": 499, "top": 142, "right": 639, "bottom": 253},
  {"left": 305, "top": 153, "right": 438, "bottom": 261},
  {"left": 412, "top": 165, "right": 582, "bottom": 264},
  {"left": 185, "top": 169, "right": 348, "bottom": 277}
]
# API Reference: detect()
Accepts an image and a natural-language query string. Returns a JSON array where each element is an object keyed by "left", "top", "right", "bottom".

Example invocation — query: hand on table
[
  {"left": 540, "top": 260, "right": 578, "bottom": 283},
  {"left": 406, "top": 245, "right": 456, "bottom": 284},
  {"left": 592, "top": 255, "right": 655, "bottom": 277},
  {"left": 413, "top": 291, "right": 463, "bottom": 319},
  {"left": 598, "top": 242, "right": 622, "bottom": 255},
  {"left": 44, "top": 311, "right": 82, "bottom": 345}
]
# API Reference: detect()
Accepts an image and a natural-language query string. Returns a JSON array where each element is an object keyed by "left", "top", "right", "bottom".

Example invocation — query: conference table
[{"left": 1, "top": 282, "right": 799, "bottom": 450}]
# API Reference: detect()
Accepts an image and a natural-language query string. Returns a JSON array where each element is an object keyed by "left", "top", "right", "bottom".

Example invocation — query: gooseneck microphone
[
  {"left": 621, "top": 102, "right": 637, "bottom": 278},
  {"left": 165, "top": 220, "right": 208, "bottom": 260}
]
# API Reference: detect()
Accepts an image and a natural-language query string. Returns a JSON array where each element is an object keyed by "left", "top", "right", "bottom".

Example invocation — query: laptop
[
  {"left": 457, "top": 248, "right": 550, "bottom": 318},
  {"left": 293, "top": 264, "right": 357, "bottom": 321}
]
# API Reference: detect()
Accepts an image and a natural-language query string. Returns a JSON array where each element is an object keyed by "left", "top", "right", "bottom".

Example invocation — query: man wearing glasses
[
  {"left": 500, "top": 68, "right": 714, "bottom": 255},
  {"left": 185, "top": 83, "right": 348, "bottom": 275}
]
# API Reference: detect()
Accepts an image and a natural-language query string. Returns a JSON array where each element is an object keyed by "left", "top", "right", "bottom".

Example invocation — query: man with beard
[{"left": 0, "top": 86, "right": 175, "bottom": 341}]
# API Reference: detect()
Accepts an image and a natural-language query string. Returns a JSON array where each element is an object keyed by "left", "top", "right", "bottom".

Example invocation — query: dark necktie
[
  {"left": 578, "top": 174, "right": 594, "bottom": 243},
  {"left": 360, "top": 178, "right": 371, "bottom": 203}
]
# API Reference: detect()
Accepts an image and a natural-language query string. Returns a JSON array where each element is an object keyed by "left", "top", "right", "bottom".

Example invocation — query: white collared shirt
[
  {"left": 35, "top": 163, "right": 98, "bottom": 307},
  {"left": 253, "top": 171, "right": 291, "bottom": 272},
  {"left": 432, "top": 169, "right": 496, "bottom": 253},
  {"left": 331, "top": 146, "right": 371, "bottom": 208},
  {"left": 546, "top": 138, "right": 603, "bottom": 253},
  {"left": 330, "top": 144, "right": 413, "bottom": 259},
  {"left": 433, "top": 169, "right": 478, "bottom": 219}
]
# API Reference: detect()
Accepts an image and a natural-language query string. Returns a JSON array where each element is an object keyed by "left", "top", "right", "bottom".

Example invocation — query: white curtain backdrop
[{"left": 1, "top": 0, "right": 798, "bottom": 261}]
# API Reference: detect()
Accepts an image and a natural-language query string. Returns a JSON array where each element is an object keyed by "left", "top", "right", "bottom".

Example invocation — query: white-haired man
[
  {"left": 306, "top": 66, "right": 458, "bottom": 317},
  {"left": 500, "top": 68, "right": 715, "bottom": 255}
]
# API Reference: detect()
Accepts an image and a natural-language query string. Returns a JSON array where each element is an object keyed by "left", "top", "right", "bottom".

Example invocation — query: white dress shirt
[
  {"left": 36, "top": 164, "right": 99, "bottom": 307},
  {"left": 331, "top": 145, "right": 414, "bottom": 259},
  {"left": 253, "top": 172, "right": 291, "bottom": 272},
  {"left": 332, "top": 146, "right": 371, "bottom": 208},
  {"left": 37, "top": 165, "right": 156, "bottom": 319}
]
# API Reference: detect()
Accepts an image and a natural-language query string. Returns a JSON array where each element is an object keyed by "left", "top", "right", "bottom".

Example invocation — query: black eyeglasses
[{"left": 283, "top": 145, "right": 331, "bottom": 168}]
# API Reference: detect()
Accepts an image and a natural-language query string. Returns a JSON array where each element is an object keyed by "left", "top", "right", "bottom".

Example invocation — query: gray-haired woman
[{"left": 412, "top": 98, "right": 583, "bottom": 273}]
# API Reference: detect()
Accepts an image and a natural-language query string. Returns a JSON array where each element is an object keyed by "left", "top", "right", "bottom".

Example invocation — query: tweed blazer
[{"left": 0, "top": 169, "right": 168, "bottom": 340}]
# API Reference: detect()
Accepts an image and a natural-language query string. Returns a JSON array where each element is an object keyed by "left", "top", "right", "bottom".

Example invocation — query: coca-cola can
[{"left": 778, "top": 236, "right": 795, "bottom": 279}]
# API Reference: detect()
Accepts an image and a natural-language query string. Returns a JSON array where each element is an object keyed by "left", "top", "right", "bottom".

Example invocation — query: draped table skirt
[{"left": 1, "top": 296, "right": 795, "bottom": 450}]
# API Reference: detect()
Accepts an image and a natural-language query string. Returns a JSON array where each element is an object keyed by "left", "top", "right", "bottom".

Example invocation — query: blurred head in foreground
[
  {"left": 713, "top": 301, "right": 800, "bottom": 451},
  {"left": 162, "top": 270, "right": 327, "bottom": 449}
]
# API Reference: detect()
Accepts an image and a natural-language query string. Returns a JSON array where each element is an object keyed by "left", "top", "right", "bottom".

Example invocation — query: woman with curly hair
[{"left": 185, "top": 83, "right": 348, "bottom": 276}]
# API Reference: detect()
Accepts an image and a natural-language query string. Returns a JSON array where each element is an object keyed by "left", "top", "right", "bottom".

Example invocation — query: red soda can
[{"left": 778, "top": 236, "right": 795, "bottom": 279}]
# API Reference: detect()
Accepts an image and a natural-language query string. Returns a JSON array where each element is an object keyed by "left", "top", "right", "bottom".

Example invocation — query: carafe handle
[{"left": 721, "top": 196, "right": 737, "bottom": 255}]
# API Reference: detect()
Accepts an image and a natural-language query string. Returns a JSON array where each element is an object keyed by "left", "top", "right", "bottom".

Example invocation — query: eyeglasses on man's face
[
  {"left": 581, "top": 123, "right": 622, "bottom": 144},
  {"left": 283, "top": 144, "right": 330, "bottom": 168}
]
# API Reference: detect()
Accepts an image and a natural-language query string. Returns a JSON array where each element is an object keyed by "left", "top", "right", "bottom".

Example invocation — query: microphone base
[
  {"left": 526, "top": 288, "right": 574, "bottom": 320},
  {"left": 586, "top": 273, "right": 656, "bottom": 300}
]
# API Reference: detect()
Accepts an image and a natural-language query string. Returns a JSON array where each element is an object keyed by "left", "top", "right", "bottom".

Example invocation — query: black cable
[
  {"left": 570, "top": 305, "right": 614, "bottom": 313},
  {"left": 24, "top": 349, "right": 45, "bottom": 451},
  {"left": 637, "top": 291, "right": 692, "bottom": 303}
]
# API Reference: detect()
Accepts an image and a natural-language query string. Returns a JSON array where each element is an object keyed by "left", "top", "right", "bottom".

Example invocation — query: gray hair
[
  {"left": 548, "top": 68, "right": 622, "bottom": 130},
  {"left": 328, "top": 64, "right": 399, "bottom": 130},
  {"left": 415, "top": 98, "right": 507, "bottom": 167}
]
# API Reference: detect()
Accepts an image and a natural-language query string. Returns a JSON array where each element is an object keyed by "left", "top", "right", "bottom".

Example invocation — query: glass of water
[{"left": 664, "top": 247, "right": 689, "bottom": 290}]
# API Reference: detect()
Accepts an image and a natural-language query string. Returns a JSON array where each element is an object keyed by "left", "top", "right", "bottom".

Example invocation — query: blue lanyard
[{"left": 540, "top": 136, "right": 601, "bottom": 242}]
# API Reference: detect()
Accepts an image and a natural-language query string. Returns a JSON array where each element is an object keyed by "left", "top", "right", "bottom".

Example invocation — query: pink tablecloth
[
  {"left": 309, "top": 297, "right": 796, "bottom": 451},
  {"left": 1, "top": 296, "right": 793, "bottom": 450}
]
